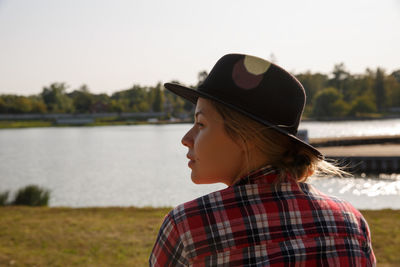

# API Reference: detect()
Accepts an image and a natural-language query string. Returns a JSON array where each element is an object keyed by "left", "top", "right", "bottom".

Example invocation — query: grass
[
  {"left": 0, "top": 207, "right": 398, "bottom": 266},
  {"left": 0, "top": 120, "right": 53, "bottom": 128},
  {"left": 362, "top": 209, "right": 400, "bottom": 265},
  {"left": 0, "top": 207, "right": 170, "bottom": 266},
  {"left": 0, "top": 120, "right": 143, "bottom": 129}
]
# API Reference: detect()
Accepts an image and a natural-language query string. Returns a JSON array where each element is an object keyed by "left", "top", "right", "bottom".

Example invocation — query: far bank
[{"left": 1, "top": 112, "right": 400, "bottom": 129}]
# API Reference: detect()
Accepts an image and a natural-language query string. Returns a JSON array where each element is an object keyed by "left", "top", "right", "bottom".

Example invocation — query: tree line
[
  {"left": 0, "top": 81, "right": 194, "bottom": 118},
  {"left": 0, "top": 65, "right": 399, "bottom": 119},
  {"left": 298, "top": 64, "right": 400, "bottom": 118}
]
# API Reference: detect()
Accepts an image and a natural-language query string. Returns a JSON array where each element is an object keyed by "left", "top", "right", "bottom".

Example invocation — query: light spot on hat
[
  {"left": 232, "top": 56, "right": 270, "bottom": 90},
  {"left": 243, "top": 55, "right": 271, "bottom": 75}
]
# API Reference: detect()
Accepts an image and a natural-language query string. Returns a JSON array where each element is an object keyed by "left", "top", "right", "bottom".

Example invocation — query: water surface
[{"left": 1, "top": 120, "right": 399, "bottom": 209}]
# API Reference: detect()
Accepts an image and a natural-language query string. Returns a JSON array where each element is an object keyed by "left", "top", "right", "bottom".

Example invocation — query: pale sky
[{"left": 0, "top": 0, "right": 399, "bottom": 95}]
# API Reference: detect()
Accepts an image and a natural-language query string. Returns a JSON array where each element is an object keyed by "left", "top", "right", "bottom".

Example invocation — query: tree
[
  {"left": 111, "top": 99, "right": 124, "bottom": 113},
  {"left": 331, "top": 63, "right": 349, "bottom": 89},
  {"left": 296, "top": 72, "right": 328, "bottom": 106},
  {"left": 152, "top": 82, "right": 164, "bottom": 112},
  {"left": 14, "top": 97, "right": 32, "bottom": 113},
  {"left": 386, "top": 74, "right": 400, "bottom": 108},
  {"left": 374, "top": 68, "right": 386, "bottom": 112},
  {"left": 329, "top": 63, "right": 352, "bottom": 101},
  {"left": 112, "top": 84, "right": 151, "bottom": 112},
  {"left": 348, "top": 95, "right": 377, "bottom": 116},
  {"left": 28, "top": 95, "right": 47, "bottom": 113},
  {"left": 164, "top": 89, "right": 185, "bottom": 116},
  {"left": 391, "top": 69, "right": 400, "bottom": 83},
  {"left": 70, "top": 84, "right": 94, "bottom": 113},
  {"left": 196, "top": 71, "right": 208, "bottom": 87},
  {"left": 91, "top": 93, "right": 111, "bottom": 113},
  {"left": 165, "top": 80, "right": 194, "bottom": 113},
  {"left": 0, "top": 95, "right": 35, "bottom": 113},
  {"left": 0, "top": 97, "right": 6, "bottom": 113},
  {"left": 312, "top": 87, "right": 349, "bottom": 118},
  {"left": 41, "top": 83, "right": 74, "bottom": 113}
]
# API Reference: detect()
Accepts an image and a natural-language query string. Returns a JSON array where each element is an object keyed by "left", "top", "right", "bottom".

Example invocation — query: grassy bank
[
  {"left": 2, "top": 115, "right": 400, "bottom": 129},
  {"left": 0, "top": 207, "right": 398, "bottom": 266},
  {"left": 0, "top": 120, "right": 54, "bottom": 128},
  {"left": 0, "top": 120, "right": 152, "bottom": 129}
]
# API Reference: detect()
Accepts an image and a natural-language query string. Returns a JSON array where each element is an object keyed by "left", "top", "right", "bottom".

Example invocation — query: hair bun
[
  {"left": 282, "top": 149, "right": 311, "bottom": 167},
  {"left": 293, "top": 154, "right": 311, "bottom": 167}
]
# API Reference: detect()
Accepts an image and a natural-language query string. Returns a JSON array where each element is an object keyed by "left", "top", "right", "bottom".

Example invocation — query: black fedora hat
[{"left": 164, "top": 53, "right": 323, "bottom": 159}]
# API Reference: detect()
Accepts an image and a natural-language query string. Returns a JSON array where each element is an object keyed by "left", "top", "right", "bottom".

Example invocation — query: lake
[{"left": 1, "top": 119, "right": 400, "bottom": 209}]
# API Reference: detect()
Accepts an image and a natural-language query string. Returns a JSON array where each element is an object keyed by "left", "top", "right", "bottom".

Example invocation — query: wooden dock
[{"left": 311, "top": 137, "right": 400, "bottom": 174}]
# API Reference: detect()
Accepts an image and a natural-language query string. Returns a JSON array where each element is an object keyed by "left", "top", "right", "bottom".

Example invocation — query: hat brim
[{"left": 164, "top": 82, "right": 324, "bottom": 160}]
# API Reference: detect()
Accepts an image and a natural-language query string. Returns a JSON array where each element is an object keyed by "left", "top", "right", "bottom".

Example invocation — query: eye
[{"left": 196, "top": 122, "right": 204, "bottom": 128}]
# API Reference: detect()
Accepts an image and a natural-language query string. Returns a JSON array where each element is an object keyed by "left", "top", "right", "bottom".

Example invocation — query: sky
[{"left": 0, "top": 0, "right": 399, "bottom": 96}]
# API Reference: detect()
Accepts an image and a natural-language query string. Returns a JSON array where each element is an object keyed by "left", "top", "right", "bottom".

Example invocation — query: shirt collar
[{"left": 232, "top": 165, "right": 280, "bottom": 186}]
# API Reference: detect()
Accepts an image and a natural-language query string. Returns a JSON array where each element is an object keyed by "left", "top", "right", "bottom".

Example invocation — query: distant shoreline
[
  {"left": 302, "top": 114, "right": 400, "bottom": 122},
  {"left": 1, "top": 115, "right": 400, "bottom": 129},
  {"left": 0, "top": 119, "right": 191, "bottom": 129}
]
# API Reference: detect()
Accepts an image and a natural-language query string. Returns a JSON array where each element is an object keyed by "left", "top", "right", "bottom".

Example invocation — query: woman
[{"left": 150, "top": 54, "right": 375, "bottom": 266}]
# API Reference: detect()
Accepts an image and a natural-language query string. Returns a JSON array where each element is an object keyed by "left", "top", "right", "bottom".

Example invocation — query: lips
[
  {"left": 186, "top": 154, "right": 195, "bottom": 161},
  {"left": 187, "top": 153, "right": 195, "bottom": 168}
]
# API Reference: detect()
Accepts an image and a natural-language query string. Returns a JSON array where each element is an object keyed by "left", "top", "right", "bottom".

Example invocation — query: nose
[{"left": 181, "top": 127, "right": 194, "bottom": 148}]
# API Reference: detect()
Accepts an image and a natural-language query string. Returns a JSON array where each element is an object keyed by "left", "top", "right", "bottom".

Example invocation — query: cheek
[{"left": 194, "top": 130, "right": 243, "bottom": 178}]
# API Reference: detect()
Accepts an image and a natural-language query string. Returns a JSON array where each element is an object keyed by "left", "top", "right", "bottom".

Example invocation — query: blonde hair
[{"left": 209, "top": 99, "right": 350, "bottom": 183}]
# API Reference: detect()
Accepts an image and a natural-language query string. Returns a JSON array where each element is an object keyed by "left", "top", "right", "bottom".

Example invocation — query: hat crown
[
  {"left": 163, "top": 53, "right": 322, "bottom": 159},
  {"left": 198, "top": 53, "right": 305, "bottom": 135}
]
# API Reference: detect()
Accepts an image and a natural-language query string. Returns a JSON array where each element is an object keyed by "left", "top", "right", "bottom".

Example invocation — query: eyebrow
[{"left": 195, "top": 110, "right": 204, "bottom": 119}]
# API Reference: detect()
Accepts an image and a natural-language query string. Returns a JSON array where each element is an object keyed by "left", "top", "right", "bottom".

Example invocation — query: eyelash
[{"left": 196, "top": 122, "right": 204, "bottom": 127}]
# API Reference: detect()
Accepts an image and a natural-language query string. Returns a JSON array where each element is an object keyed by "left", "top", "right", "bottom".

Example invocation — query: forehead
[
  {"left": 195, "top": 97, "right": 208, "bottom": 110},
  {"left": 195, "top": 98, "right": 218, "bottom": 117}
]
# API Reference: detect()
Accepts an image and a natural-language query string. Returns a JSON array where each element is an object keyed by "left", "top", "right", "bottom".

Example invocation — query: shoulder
[
  {"left": 302, "top": 183, "right": 375, "bottom": 260},
  {"left": 169, "top": 186, "right": 236, "bottom": 225},
  {"left": 300, "top": 182, "right": 370, "bottom": 235}
]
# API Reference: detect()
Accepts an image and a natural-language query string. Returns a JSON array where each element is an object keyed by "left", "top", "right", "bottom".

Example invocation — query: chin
[
  {"left": 191, "top": 179, "right": 202, "bottom": 185},
  {"left": 190, "top": 172, "right": 206, "bottom": 184},
  {"left": 191, "top": 173, "right": 223, "bottom": 185},
  {"left": 190, "top": 174, "right": 203, "bottom": 184}
]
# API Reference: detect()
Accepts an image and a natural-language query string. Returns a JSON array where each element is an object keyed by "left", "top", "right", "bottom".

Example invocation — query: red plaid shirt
[{"left": 150, "top": 166, "right": 376, "bottom": 266}]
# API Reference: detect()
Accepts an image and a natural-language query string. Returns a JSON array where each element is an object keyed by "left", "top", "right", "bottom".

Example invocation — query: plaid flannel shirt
[{"left": 150, "top": 166, "right": 376, "bottom": 266}]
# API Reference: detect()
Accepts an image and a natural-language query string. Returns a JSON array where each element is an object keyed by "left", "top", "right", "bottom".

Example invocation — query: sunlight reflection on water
[
  {"left": 299, "top": 118, "right": 400, "bottom": 138},
  {"left": 308, "top": 174, "right": 400, "bottom": 209}
]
